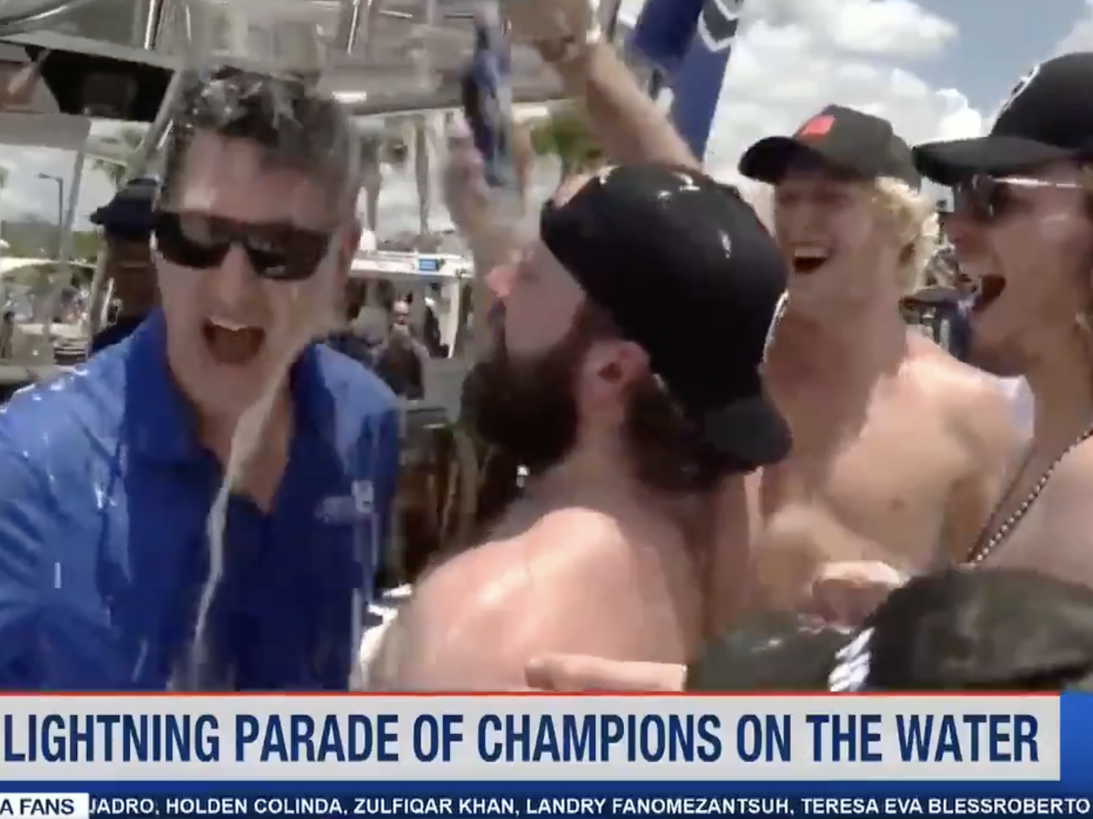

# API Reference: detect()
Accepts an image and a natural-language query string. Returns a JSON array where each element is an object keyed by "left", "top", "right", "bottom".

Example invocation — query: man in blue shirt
[{"left": 0, "top": 68, "right": 399, "bottom": 689}]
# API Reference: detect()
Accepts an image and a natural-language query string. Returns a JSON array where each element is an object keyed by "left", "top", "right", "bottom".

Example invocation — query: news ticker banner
[{"left": 1, "top": 694, "right": 1092, "bottom": 818}]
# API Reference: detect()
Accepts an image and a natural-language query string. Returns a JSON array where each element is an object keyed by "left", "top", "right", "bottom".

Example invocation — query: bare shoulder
[
  {"left": 905, "top": 335, "right": 1019, "bottom": 461},
  {"left": 416, "top": 507, "right": 625, "bottom": 603},
  {"left": 383, "top": 508, "right": 633, "bottom": 689}
]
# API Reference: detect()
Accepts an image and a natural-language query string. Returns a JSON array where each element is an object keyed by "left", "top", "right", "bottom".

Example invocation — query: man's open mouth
[
  {"left": 971, "top": 275, "right": 1006, "bottom": 313},
  {"left": 202, "top": 318, "right": 266, "bottom": 365}
]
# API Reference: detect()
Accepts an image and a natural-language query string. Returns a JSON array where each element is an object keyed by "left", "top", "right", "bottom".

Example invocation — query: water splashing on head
[{"left": 156, "top": 66, "right": 360, "bottom": 689}]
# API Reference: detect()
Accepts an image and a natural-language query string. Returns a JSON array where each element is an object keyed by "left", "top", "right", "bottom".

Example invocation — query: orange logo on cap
[{"left": 797, "top": 115, "right": 835, "bottom": 139}]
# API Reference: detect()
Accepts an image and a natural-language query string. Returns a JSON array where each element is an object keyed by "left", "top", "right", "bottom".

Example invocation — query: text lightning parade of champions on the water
[{"left": 0, "top": 695, "right": 1086, "bottom": 819}]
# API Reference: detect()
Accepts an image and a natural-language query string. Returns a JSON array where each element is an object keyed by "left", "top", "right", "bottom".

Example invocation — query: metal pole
[
  {"left": 142, "top": 0, "right": 166, "bottom": 49},
  {"left": 57, "top": 142, "right": 86, "bottom": 266},
  {"left": 598, "top": 0, "right": 624, "bottom": 42},
  {"left": 0, "top": 0, "right": 99, "bottom": 37},
  {"left": 342, "top": 0, "right": 365, "bottom": 53},
  {"left": 54, "top": 181, "right": 63, "bottom": 257},
  {"left": 36, "top": 173, "right": 64, "bottom": 258},
  {"left": 122, "top": 68, "right": 184, "bottom": 184},
  {"left": 339, "top": 83, "right": 564, "bottom": 117}
]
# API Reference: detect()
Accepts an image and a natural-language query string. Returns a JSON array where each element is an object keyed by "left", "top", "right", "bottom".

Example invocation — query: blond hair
[
  {"left": 876, "top": 176, "right": 941, "bottom": 293},
  {"left": 743, "top": 176, "right": 938, "bottom": 292}
]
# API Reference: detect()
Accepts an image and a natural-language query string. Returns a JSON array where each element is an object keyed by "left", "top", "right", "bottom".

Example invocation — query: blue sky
[{"left": 913, "top": 0, "right": 1084, "bottom": 110}]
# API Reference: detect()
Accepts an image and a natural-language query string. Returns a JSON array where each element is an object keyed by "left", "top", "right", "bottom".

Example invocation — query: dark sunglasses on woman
[
  {"left": 152, "top": 210, "right": 333, "bottom": 281},
  {"left": 952, "top": 173, "right": 1082, "bottom": 222}
]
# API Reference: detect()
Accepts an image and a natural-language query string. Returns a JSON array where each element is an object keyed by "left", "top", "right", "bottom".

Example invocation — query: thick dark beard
[
  {"left": 461, "top": 303, "right": 741, "bottom": 490},
  {"left": 461, "top": 332, "right": 584, "bottom": 474}
]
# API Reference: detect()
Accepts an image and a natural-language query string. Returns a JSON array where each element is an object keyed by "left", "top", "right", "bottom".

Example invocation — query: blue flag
[
  {"left": 668, "top": 0, "right": 747, "bottom": 159},
  {"left": 630, "top": 0, "right": 747, "bottom": 161},
  {"left": 669, "top": 0, "right": 745, "bottom": 159},
  {"left": 628, "top": 0, "right": 707, "bottom": 76}
]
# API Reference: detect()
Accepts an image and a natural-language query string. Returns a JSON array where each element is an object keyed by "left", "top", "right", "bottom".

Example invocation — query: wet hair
[
  {"left": 753, "top": 166, "right": 940, "bottom": 293},
  {"left": 161, "top": 67, "right": 361, "bottom": 216}
]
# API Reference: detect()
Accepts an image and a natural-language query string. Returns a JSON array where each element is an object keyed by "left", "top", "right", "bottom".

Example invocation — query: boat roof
[{"left": 350, "top": 249, "right": 470, "bottom": 282}]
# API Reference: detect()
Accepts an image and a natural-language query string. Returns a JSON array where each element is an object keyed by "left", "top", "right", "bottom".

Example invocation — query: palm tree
[
  {"left": 359, "top": 130, "right": 410, "bottom": 234},
  {"left": 529, "top": 105, "right": 603, "bottom": 181},
  {"left": 91, "top": 127, "right": 145, "bottom": 189}
]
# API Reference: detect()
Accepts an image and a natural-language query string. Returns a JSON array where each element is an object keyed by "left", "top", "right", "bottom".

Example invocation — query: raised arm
[
  {"left": 502, "top": 0, "right": 700, "bottom": 169},
  {"left": 550, "top": 42, "right": 700, "bottom": 170}
]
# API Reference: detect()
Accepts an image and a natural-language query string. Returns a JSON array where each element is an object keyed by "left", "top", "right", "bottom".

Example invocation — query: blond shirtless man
[
  {"left": 734, "top": 106, "right": 1015, "bottom": 621},
  {"left": 910, "top": 51, "right": 1093, "bottom": 587},
  {"left": 368, "top": 164, "right": 790, "bottom": 689}
]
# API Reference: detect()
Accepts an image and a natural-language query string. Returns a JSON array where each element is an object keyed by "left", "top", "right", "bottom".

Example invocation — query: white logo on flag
[{"left": 697, "top": 0, "right": 745, "bottom": 52}]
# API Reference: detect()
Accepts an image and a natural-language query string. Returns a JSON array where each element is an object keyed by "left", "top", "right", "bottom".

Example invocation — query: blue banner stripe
[
  {"left": 1061, "top": 693, "right": 1093, "bottom": 787},
  {"left": 668, "top": 38, "right": 732, "bottom": 159},
  {"left": 0, "top": 783, "right": 1081, "bottom": 794},
  {"left": 668, "top": 0, "right": 746, "bottom": 160}
]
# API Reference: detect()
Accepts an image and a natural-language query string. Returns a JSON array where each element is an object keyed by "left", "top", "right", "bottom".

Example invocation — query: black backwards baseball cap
[
  {"left": 915, "top": 52, "right": 1093, "bottom": 187},
  {"left": 687, "top": 569, "right": 1093, "bottom": 691},
  {"left": 739, "top": 104, "right": 921, "bottom": 189},
  {"left": 90, "top": 177, "right": 158, "bottom": 239},
  {"left": 539, "top": 164, "right": 791, "bottom": 469}
]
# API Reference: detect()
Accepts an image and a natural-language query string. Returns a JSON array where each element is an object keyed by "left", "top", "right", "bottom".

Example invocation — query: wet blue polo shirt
[{"left": 0, "top": 310, "right": 399, "bottom": 689}]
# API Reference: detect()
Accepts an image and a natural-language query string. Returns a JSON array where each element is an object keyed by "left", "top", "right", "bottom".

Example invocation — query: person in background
[
  {"left": 912, "top": 51, "right": 1093, "bottom": 590},
  {"left": 369, "top": 164, "right": 790, "bottom": 690},
  {"left": 736, "top": 108, "right": 1015, "bottom": 624},
  {"left": 422, "top": 287, "right": 445, "bottom": 357},
  {"left": 88, "top": 177, "right": 159, "bottom": 353},
  {"left": 372, "top": 300, "right": 429, "bottom": 399},
  {"left": 0, "top": 68, "right": 398, "bottom": 689},
  {"left": 326, "top": 279, "right": 373, "bottom": 365}
]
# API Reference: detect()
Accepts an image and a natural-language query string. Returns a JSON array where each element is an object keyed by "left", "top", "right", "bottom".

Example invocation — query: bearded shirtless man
[
  {"left": 911, "top": 51, "right": 1093, "bottom": 587},
  {"left": 368, "top": 165, "right": 790, "bottom": 689},
  {"left": 496, "top": 9, "right": 1016, "bottom": 631}
]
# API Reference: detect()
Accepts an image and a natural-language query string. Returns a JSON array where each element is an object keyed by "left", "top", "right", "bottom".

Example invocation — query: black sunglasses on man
[{"left": 152, "top": 210, "right": 333, "bottom": 282}]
